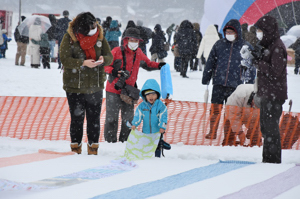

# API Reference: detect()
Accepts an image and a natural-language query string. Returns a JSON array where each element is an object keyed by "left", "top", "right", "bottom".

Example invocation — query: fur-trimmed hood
[{"left": 67, "top": 18, "right": 104, "bottom": 42}]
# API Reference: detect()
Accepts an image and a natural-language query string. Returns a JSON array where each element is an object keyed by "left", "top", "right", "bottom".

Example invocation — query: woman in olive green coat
[{"left": 60, "top": 12, "right": 113, "bottom": 155}]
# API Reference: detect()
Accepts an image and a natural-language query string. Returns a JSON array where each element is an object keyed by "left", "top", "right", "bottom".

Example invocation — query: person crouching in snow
[
  {"left": 223, "top": 84, "right": 261, "bottom": 147},
  {"left": 131, "top": 79, "right": 168, "bottom": 157}
]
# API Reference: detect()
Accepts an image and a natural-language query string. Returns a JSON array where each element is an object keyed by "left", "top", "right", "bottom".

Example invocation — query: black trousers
[
  {"left": 174, "top": 57, "right": 181, "bottom": 72},
  {"left": 260, "top": 98, "right": 285, "bottom": 163},
  {"left": 180, "top": 55, "right": 192, "bottom": 76},
  {"left": 66, "top": 91, "right": 103, "bottom": 145},
  {"left": 104, "top": 91, "right": 134, "bottom": 143}
]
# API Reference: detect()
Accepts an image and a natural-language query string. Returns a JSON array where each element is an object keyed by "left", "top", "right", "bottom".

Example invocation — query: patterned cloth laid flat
[{"left": 122, "top": 129, "right": 161, "bottom": 161}]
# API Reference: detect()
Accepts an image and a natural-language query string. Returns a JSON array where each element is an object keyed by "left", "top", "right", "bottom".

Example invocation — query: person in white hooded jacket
[
  {"left": 196, "top": 24, "right": 220, "bottom": 69},
  {"left": 223, "top": 84, "right": 261, "bottom": 146},
  {"left": 27, "top": 17, "right": 43, "bottom": 68}
]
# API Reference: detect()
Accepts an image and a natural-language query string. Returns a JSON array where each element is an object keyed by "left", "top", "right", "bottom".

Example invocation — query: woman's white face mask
[
  {"left": 128, "top": 42, "right": 139, "bottom": 50},
  {"left": 226, "top": 35, "right": 236, "bottom": 42},
  {"left": 256, "top": 32, "right": 263, "bottom": 40},
  {"left": 87, "top": 27, "right": 97, "bottom": 36}
]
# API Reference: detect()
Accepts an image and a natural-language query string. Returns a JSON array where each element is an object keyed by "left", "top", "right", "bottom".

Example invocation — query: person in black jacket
[
  {"left": 149, "top": 24, "right": 167, "bottom": 63},
  {"left": 136, "top": 20, "right": 152, "bottom": 56},
  {"left": 46, "top": 14, "right": 57, "bottom": 62},
  {"left": 14, "top": 16, "right": 29, "bottom": 66},
  {"left": 191, "top": 22, "right": 202, "bottom": 71},
  {"left": 102, "top": 16, "right": 112, "bottom": 37},
  {"left": 202, "top": 19, "right": 250, "bottom": 139},
  {"left": 289, "top": 37, "right": 300, "bottom": 74},
  {"left": 174, "top": 20, "right": 197, "bottom": 78},
  {"left": 56, "top": 10, "right": 71, "bottom": 69}
]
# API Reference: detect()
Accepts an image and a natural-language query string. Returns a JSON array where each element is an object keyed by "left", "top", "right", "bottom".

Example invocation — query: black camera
[
  {"left": 114, "top": 70, "right": 130, "bottom": 90},
  {"left": 251, "top": 43, "right": 264, "bottom": 60}
]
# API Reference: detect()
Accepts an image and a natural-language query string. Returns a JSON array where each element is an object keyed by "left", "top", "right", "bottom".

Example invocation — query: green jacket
[{"left": 60, "top": 22, "right": 113, "bottom": 94}]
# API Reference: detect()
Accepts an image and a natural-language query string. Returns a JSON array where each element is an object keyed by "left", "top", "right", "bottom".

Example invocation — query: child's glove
[
  {"left": 240, "top": 45, "right": 253, "bottom": 60},
  {"left": 240, "top": 57, "right": 252, "bottom": 70}
]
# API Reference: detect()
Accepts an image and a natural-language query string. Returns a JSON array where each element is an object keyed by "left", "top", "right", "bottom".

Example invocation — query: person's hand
[
  {"left": 95, "top": 56, "right": 104, "bottom": 64},
  {"left": 158, "top": 62, "right": 166, "bottom": 69},
  {"left": 83, "top": 59, "right": 99, "bottom": 68},
  {"left": 159, "top": 128, "right": 165, "bottom": 134},
  {"left": 131, "top": 126, "right": 136, "bottom": 130},
  {"left": 240, "top": 45, "right": 252, "bottom": 59},
  {"left": 111, "top": 59, "right": 122, "bottom": 77}
]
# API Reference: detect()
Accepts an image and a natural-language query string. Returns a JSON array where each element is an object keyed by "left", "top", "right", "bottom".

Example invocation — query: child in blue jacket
[{"left": 131, "top": 79, "right": 168, "bottom": 157}]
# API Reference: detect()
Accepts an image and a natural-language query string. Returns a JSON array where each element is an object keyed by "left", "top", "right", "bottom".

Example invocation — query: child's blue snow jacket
[{"left": 131, "top": 79, "right": 168, "bottom": 134}]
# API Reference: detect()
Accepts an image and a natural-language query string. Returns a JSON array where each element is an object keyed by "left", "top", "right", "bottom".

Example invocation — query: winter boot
[
  {"left": 155, "top": 148, "right": 161, "bottom": 158},
  {"left": 70, "top": 143, "right": 82, "bottom": 154},
  {"left": 87, "top": 143, "right": 99, "bottom": 155},
  {"left": 294, "top": 67, "right": 299, "bottom": 75}
]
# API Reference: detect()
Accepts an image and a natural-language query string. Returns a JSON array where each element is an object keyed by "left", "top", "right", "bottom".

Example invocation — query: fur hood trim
[{"left": 67, "top": 19, "right": 104, "bottom": 42}]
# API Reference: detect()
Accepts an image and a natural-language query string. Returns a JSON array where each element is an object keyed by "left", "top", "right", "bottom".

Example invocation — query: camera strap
[{"left": 120, "top": 46, "right": 136, "bottom": 76}]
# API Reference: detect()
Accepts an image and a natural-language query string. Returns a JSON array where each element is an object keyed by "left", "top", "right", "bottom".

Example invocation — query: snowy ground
[{"left": 0, "top": 40, "right": 300, "bottom": 199}]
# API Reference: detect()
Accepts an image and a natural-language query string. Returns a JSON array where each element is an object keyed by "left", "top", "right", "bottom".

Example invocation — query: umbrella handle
[{"left": 288, "top": 99, "right": 292, "bottom": 113}]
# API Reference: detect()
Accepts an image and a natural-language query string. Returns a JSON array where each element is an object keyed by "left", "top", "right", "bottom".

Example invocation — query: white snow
[{"left": 0, "top": 39, "right": 300, "bottom": 199}]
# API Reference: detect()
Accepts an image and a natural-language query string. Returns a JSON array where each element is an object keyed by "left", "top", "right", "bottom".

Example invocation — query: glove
[
  {"left": 120, "top": 70, "right": 130, "bottom": 79},
  {"left": 240, "top": 57, "right": 252, "bottom": 69},
  {"left": 240, "top": 45, "right": 252, "bottom": 59},
  {"left": 158, "top": 62, "right": 166, "bottom": 69},
  {"left": 251, "top": 44, "right": 264, "bottom": 60},
  {"left": 111, "top": 59, "right": 122, "bottom": 77}
]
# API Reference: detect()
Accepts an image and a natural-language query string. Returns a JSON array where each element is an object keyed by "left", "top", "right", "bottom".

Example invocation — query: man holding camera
[
  {"left": 104, "top": 27, "right": 166, "bottom": 143},
  {"left": 245, "top": 16, "right": 287, "bottom": 163}
]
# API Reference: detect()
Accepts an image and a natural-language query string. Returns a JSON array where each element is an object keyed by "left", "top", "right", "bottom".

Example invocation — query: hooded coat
[
  {"left": 104, "top": 38, "right": 159, "bottom": 95},
  {"left": 149, "top": 24, "right": 166, "bottom": 54},
  {"left": 56, "top": 17, "right": 71, "bottom": 41},
  {"left": 244, "top": 26, "right": 259, "bottom": 47},
  {"left": 131, "top": 79, "right": 168, "bottom": 134},
  {"left": 105, "top": 20, "right": 121, "bottom": 42},
  {"left": 197, "top": 24, "right": 220, "bottom": 60},
  {"left": 253, "top": 16, "right": 288, "bottom": 101},
  {"left": 174, "top": 20, "right": 198, "bottom": 57},
  {"left": 27, "top": 24, "right": 42, "bottom": 56},
  {"left": 202, "top": 19, "right": 247, "bottom": 88},
  {"left": 60, "top": 17, "right": 113, "bottom": 94},
  {"left": 46, "top": 14, "right": 57, "bottom": 41}
]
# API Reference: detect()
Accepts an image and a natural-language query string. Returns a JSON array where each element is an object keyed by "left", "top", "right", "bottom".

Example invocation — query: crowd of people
[{"left": 3, "top": 10, "right": 296, "bottom": 163}]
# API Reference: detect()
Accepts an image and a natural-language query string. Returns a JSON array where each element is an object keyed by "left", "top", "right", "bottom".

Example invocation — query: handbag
[
  {"left": 157, "top": 50, "right": 168, "bottom": 59},
  {"left": 164, "top": 42, "right": 170, "bottom": 51},
  {"left": 120, "top": 84, "right": 140, "bottom": 105}
]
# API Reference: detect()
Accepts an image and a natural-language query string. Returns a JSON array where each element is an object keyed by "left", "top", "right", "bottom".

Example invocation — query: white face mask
[
  {"left": 256, "top": 32, "right": 263, "bottom": 40},
  {"left": 87, "top": 27, "right": 97, "bottom": 36},
  {"left": 226, "top": 34, "right": 236, "bottom": 42},
  {"left": 128, "top": 42, "right": 139, "bottom": 50}
]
